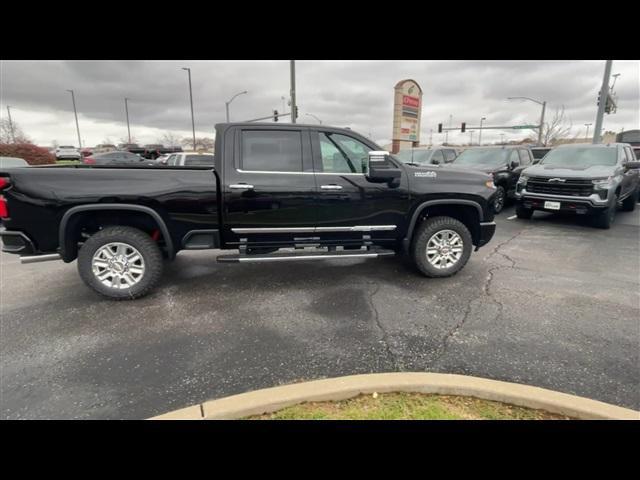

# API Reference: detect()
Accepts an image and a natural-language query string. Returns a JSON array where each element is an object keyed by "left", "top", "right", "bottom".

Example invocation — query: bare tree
[
  {"left": 159, "top": 132, "right": 182, "bottom": 147},
  {"left": 181, "top": 136, "right": 214, "bottom": 150},
  {"left": 119, "top": 136, "right": 138, "bottom": 145},
  {"left": 0, "top": 118, "right": 31, "bottom": 143},
  {"left": 529, "top": 105, "right": 573, "bottom": 146}
]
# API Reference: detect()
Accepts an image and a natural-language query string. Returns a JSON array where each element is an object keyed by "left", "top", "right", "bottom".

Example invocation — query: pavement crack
[
  {"left": 433, "top": 227, "right": 530, "bottom": 363},
  {"left": 367, "top": 281, "right": 401, "bottom": 371}
]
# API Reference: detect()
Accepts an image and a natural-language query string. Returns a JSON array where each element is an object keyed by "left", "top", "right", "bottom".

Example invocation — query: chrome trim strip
[
  {"left": 229, "top": 184, "right": 254, "bottom": 189},
  {"left": 231, "top": 225, "right": 397, "bottom": 234},
  {"left": 236, "top": 252, "right": 389, "bottom": 262},
  {"left": 479, "top": 221, "right": 496, "bottom": 226},
  {"left": 236, "top": 168, "right": 364, "bottom": 176},
  {"left": 20, "top": 253, "right": 62, "bottom": 264}
]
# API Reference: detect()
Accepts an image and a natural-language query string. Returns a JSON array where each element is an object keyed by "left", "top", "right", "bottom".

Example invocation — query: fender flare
[
  {"left": 402, "top": 199, "right": 484, "bottom": 251},
  {"left": 59, "top": 204, "right": 174, "bottom": 261}
]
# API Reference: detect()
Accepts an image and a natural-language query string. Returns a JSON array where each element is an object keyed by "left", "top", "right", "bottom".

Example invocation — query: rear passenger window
[
  {"left": 444, "top": 149, "right": 457, "bottom": 162},
  {"left": 431, "top": 150, "right": 445, "bottom": 164},
  {"left": 242, "top": 130, "right": 303, "bottom": 172},
  {"left": 518, "top": 149, "right": 531, "bottom": 165}
]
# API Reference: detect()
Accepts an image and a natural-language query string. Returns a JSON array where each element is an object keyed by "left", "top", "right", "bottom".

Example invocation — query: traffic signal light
[
  {"left": 438, "top": 123, "right": 442, "bottom": 133},
  {"left": 273, "top": 110, "right": 279, "bottom": 122},
  {"left": 294, "top": 106, "right": 299, "bottom": 120},
  {"left": 597, "top": 92, "right": 601, "bottom": 106},
  {"left": 461, "top": 122, "right": 466, "bottom": 133}
]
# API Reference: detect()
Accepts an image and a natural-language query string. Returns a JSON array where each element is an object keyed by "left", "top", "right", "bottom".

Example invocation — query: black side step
[{"left": 217, "top": 248, "right": 396, "bottom": 263}]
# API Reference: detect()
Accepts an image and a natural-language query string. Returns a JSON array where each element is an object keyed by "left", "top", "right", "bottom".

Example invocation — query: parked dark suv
[
  {"left": 515, "top": 143, "right": 640, "bottom": 228},
  {"left": 395, "top": 147, "right": 458, "bottom": 166},
  {"left": 448, "top": 146, "right": 534, "bottom": 213}
]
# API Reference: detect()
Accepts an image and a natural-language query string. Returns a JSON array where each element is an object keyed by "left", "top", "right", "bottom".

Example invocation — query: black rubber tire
[
  {"left": 621, "top": 188, "right": 637, "bottom": 212},
  {"left": 493, "top": 186, "right": 506, "bottom": 214},
  {"left": 516, "top": 204, "right": 534, "bottom": 219},
  {"left": 411, "top": 216, "right": 473, "bottom": 278},
  {"left": 592, "top": 201, "right": 617, "bottom": 229},
  {"left": 77, "top": 226, "right": 163, "bottom": 300}
]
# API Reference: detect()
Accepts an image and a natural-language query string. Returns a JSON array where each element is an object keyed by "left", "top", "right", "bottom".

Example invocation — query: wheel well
[
  {"left": 412, "top": 204, "right": 481, "bottom": 247},
  {"left": 62, "top": 210, "right": 168, "bottom": 261}
]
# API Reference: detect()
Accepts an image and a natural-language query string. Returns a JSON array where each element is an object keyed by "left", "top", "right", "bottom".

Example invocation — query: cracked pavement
[{"left": 1, "top": 205, "right": 639, "bottom": 419}]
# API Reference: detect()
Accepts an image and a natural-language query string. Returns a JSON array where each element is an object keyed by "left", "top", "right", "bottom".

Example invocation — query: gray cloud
[{"left": 1, "top": 60, "right": 638, "bottom": 146}]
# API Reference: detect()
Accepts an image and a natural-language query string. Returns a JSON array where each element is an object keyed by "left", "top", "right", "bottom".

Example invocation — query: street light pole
[
  {"left": 479, "top": 117, "right": 486, "bottom": 146},
  {"left": 181, "top": 68, "right": 196, "bottom": 151},
  {"left": 305, "top": 113, "right": 322, "bottom": 124},
  {"left": 6, "top": 105, "right": 15, "bottom": 143},
  {"left": 445, "top": 114, "right": 452, "bottom": 144},
  {"left": 124, "top": 97, "right": 131, "bottom": 143},
  {"left": 593, "top": 60, "right": 613, "bottom": 144},
  {"left": 429, "top": 128, "right": 433, "bottom": 146},
  {"left": 290, "top": 60, "right": 297, "bottom": 124},
  {"left": 225, "top": 90, "right": 248, "bottom": 123},
  {"left": 507, "top": 96, "right": 546, "bottom": 146},
  {"left": 66, "top": 89, "right": 82, "bottom": 149},
  {"left": 584, "top": 123, "right": 592, "bottom": 141}
]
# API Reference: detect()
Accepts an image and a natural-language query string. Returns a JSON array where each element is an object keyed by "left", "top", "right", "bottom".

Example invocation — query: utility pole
[
  {"left": 445, "top": 114, "right": 452, "bottom": 144},
  {"left": 469, "top": 130, "right": 474, "bottom": 145},
  {"left": 6, "top": 105, "right": 16, "bottom": 143},
  {"left": 66, "top": 89, "right": 82, "bottom": 149},
  {"left": 290, "top": 60, "right": 297, "bottom": 124},
  {"left": 593, "top": 60, "right": 613, "bottom": 144},
  {"left": 479, "top": 117, "right": 486, "bottom": 146},
  {"left": 500, "top": 133, "right": 505, "bottom": 144},
  {"left": 182, "top": 67, "right": 196, "bottom": 151},
  {"left": 584, "top": 123, "right": 592, "bottom": 141},
  {"left": 429, "top": 128, "right": 433, "bottom": 146},
  {"left": 124, "top": 98, "right": 131, "bottom": 143}
]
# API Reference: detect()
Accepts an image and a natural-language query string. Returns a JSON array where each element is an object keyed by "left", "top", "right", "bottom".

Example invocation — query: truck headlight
[{"left": 592, "top": 177, "right": 613, "bottom": 189}]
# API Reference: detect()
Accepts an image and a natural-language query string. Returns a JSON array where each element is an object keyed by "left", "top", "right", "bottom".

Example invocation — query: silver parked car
[
  {"left": 394, "top": 147, "right": 459, "bottom": 166},
  {"left": 0, "top": 156, "right": 29, "bottom": 168}
]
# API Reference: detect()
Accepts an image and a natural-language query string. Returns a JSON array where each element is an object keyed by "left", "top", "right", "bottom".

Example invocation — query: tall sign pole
[
  {"left": 67, "top": 89, "right": 82, "bottom": 149},
  {"left": 593, "top": 60, "right": 612, "bottom": 144},
  {"left": 124, "top": 97, "right": 131, "bottom": 143},
  {"left": 6, "top": 105, "right": 16, "bottom": 143},
  {"left": 290, "top": 60, "right": 297, "bottom": 124}
]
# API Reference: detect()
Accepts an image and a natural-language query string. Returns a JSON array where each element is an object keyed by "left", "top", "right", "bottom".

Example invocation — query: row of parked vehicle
[
  {"left": 395, "top": 142, "right": 640, "bottom": 228},
  {"left": 54, "top": 143, "right": 185, "bottom": 162}
]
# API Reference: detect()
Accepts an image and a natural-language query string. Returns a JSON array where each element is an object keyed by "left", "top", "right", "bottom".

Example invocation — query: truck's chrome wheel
[
  {"left": 92, "top": 242, "right": 145, "bottom": 289},
  {"left": 426, "top": 230, "right": 463, "bottom": 269}
]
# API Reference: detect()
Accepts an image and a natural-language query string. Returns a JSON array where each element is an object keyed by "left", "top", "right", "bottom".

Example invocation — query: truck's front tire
[
  {"left": 78, "top": 226, "right": 163, "bottom": 300},
  {"left": 411, "top": 216, "right": 473, "bottom": 278},
  {"left": 621, "top": 187, "right": 638, "bottom": 212},
  {"left": 516, "top": 204, "right": 534, "bottom": 219}
]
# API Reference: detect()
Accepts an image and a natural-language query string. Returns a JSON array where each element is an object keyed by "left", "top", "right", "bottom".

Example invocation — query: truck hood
[{"left": 523, "top": 163, "right": 616, "bottom": 179}]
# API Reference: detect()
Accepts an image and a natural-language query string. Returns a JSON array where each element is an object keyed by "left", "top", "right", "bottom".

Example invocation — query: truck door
[
  {"left": 222, "top": 126, "right": 317, "bottom": 248},
  {"left": 310, "top": 130, "right": 410, "bottom": 246}
]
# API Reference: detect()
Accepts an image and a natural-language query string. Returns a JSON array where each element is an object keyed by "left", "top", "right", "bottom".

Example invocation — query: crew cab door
[
  {"left": 222, "top": 126, "right": 317, "bottom": 247},
  {"left": 310, "top": 130, "right": 409, "bottom": 245}
]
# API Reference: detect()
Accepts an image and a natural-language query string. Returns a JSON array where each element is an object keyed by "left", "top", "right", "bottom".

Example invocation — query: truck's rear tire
[
  {"left": 78, "top": 226, "right": 163, "bottom": 300},
  {"left": 411, "top": 216, "right": 473, "bottom": 278}
]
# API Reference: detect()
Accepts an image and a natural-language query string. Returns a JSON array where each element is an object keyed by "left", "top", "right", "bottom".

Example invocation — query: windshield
[
  {"left": 540, "top": 147, "right": 617, "bottom": 167},
  {"left": 453, "top": 149, "right": 510, "bottom": 167},
  {"left": 396, "top": 149, "right": 433, "bottom": 164}
]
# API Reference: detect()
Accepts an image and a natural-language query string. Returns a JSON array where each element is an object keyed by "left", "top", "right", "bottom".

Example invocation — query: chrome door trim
[
  {"left": 229, "top": 184, "right": 254, "bottom": 189},
  {"left": 231, "top": 225, "right": 397, "bottom": 234},
  {"left": 320, "top": 185, "right": 343, "bottom": 190}
]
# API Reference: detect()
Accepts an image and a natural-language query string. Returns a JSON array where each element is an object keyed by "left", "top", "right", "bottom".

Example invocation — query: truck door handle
[
  {"left": 230, "top": 184, "right": 254, "bottom": 190},
  {"left": 321, "top": 184, "right": 343, "bottom": 190}
]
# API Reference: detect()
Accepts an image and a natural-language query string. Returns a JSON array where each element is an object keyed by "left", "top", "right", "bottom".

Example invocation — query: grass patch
[
  {"left": 55, "top": 160, "right": 82, "bottom": 165},
  {"left": 249, "top": 392, "right": 573, "bottom": 420}
]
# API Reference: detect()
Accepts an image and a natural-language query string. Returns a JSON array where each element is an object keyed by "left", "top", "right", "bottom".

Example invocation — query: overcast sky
[{"left": 1, "top": 60, "right": 638, "bottom": 148}]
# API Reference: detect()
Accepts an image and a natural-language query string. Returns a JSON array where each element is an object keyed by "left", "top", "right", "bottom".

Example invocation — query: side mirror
[
  {"left": 366, "top": 151, "right": 401, "bottom": 182},
  {"left": 625, "top": 161, "right": 640, "bottom": 170},
  {"left": 432, "top": 159, "right": 441, "bottom": 165}
]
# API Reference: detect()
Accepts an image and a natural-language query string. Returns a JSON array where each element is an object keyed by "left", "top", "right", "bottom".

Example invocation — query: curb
[{"left": 149, "top": 372, "right": 640, "bottom": 420}]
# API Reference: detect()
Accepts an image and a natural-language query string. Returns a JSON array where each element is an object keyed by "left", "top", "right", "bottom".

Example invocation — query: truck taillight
[
  {"left": 0, "top": 195, "right": 8, "bottom": 219},
  {"left": 0, "top": 176, "right": 10, "bottom": 190}
]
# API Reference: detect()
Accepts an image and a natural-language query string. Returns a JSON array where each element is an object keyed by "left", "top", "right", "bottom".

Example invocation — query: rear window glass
[
  {"left": 241, "top": 130, "right": 303, "bottom": 172},
  {"left": 184, "top": 155, "right": 215, "bottom": 166}
]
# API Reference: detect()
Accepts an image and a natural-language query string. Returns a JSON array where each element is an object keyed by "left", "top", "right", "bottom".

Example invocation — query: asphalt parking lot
[{"left": 1, "top": 205, "right": 639, "bottom": 419}]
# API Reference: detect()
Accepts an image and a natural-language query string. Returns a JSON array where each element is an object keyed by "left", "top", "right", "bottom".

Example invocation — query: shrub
[{"left": 0, "top": 143, "right": 56, "bottom": 165}]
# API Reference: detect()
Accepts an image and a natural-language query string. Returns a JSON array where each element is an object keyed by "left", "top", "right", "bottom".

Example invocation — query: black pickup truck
[
  {"left": 0, "top": 123, "right": 497, "bottom": 299},
  {"left": 142, "top": 144, "right": 183, "bottom": 160},
  {"left": 117, "top": 143, "right": 146, "bottom": 156}
]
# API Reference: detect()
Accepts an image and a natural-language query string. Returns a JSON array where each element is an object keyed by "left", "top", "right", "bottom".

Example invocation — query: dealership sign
[{"left": 392, "top": 80, "right": 423, "bottom": 145}]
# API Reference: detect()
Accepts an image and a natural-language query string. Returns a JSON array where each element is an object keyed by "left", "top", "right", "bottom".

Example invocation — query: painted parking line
[{"left": 507, "top": 215, "right": 517, "bottom": 220}]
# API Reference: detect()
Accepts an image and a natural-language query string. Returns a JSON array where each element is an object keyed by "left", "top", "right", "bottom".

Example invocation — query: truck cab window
[
  {"left": 242, "top": 130, "right": 303, "bottom": 172},
  {"left": 319, "top": 133, "right": 356, "bottom": 173},
  {"left": 326, "top": 133, "right": 370, "bottom": 173}
]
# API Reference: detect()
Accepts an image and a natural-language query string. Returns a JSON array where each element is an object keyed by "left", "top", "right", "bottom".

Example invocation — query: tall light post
[
  {"left": 66, "top": 89, "right": 82, "bottom": 149},
  {"left": 507, "top": 96, "right": 546, "bottom": 146},
  {"left": 429, "top": 128, "right": 433, "bottom": 146},
  {"left": 479, "top": 116, "right": 486, "bottom": 146},
  {"left": 305, "top": 113, "right": 322, "bottom": 124},
  {"left": 6, "top": 105, "right": 15, "bottom": 143},
  {"left": 182, "top": 67, "right": 196, "bottom": 151},
  {"left": 445, "top": 114, "right": 452, "bottom": 144},
  {"left": 225, "top": 90, "right": 248, "bottom": 123},
  {"left": 124, "top": 97, "right": 131, "bottom": 143},
  {"left": 281, "top": 96, "right": 286, "bottom": 114},
  {"left": 584, "top": 123, "right": 592, "bottom": 141},
  {"left": 290, "top": 60, "right": 297, "bottom": 124},
  {"left": 500, "top": 133, "right": 505, "bottom": 145},
  {"left": 469, "top": 130, "right": 475, "bottom": 145},
  {"left": 593, "top": 60, "right": 613, "bottom": 144}
]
